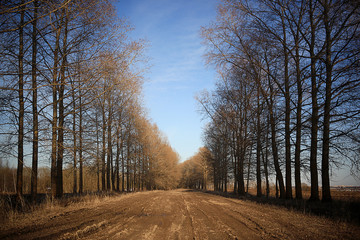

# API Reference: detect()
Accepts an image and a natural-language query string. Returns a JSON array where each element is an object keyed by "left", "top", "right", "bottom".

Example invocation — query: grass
[
  {"left": 0, "top": 191, "right": 122, "bottom": 226},
  {"left": 246, "top": 186, "right": 360, "bottom": 202},
  {"left": 203, "top": 187, "right": 360, "bottom": 225}
]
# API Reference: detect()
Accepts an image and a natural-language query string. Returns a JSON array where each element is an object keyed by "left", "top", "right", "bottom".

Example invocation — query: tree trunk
[
  {"left": 133, "top": 148, "right": 137, "bottom": 191},
  {"left": 264, "top": 116, "right": 270, "bottom": 198},
  {"left": 106, "top": 106, "right": 112, "bottom": 190},
  {"left": 51, "top": 14, "right": 61, "bottom": 200},
  {"left": 121, "top": 129, "right": 125, "bottom": 192},
  {"left": 233, "top": 154, "right": 237, "bottom": 194},
  {"left": 256, "top": 86, "right": 262, "bottom": 197},
  {"left": 309, "top": 0, "right": 319, "bottom": 201},
  {"left": 116, "top": 127, "right": 120, "bottom": 191},
  {"left": 224, "top": 158, "right": 227, "bottom": 193},
  {"left": 246, "top": 144, "right": 253, "bottom": 194},
  {"left": 276, "top": 176, "right": 279, "bottom": 198},
  {"left": 101, "top": 106, "right": 106, "bottom": 191},
  {"left": 17, "top": 0, "right": 25, "bottom": 205},
  {"left": 269, "top": 100, "right": 285, "bottom": 198},
  {"left": 262, "top": 143, "right": 270, "bottom": 198},
  {"left": 31, "top": 0, "right": 39, "bottom": 204},
  {"left": 321, "top": 0, "right": 332, "bottom": 202},
  {"left": 268, "top": 81, "right": 285, "bottom": 198},
  {"left": 96, "top": 111, "right": 100, "bottom": 192},
  {"left": 294, "top": 27, "right": 303, "bottom": 200},
  {"left": 232, "top": 131, "right": 238, "bottom": 194},
  {"left": 56, "top": 7, "right": 69, "bottom": 198},
  {"left": 281, "top": 6, "right": 292, "bottom": 199},
  {"left": 237, "top": 139, "right": 245, "bottom": 195},
  {"left": 126, "top": 137, "right": 130, "bottom": 192},
  {"left": 79, "top": 92, "right": 83, "bottom": 194},
  {"left": 264, "top": 51, "right": 285, "bottom": 199},
  {"left": 72, "top": 80, "right": 77, "bottom": 194}
]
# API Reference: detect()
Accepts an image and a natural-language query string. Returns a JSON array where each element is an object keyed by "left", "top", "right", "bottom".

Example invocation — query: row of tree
[
  {"left": 179, "top": 147, "right": 211, "bottom": 189},
  {"left": 0, "top": 0, "right": 180, "bottom": 204},
  {"left": 196, "top": 0, "right": 359, "bottom": 201}
]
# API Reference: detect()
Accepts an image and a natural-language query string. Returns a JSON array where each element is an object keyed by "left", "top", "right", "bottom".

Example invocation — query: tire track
[
  {"left": 183, "top": 192, "right": 262, "bottom": 240},
  {"left": 2, "top": 190, "right": 359, "bottom": 240}
]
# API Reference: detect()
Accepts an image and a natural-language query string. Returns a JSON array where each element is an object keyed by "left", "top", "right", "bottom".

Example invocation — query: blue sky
[{"left": 116, "top": 0, "right": 218, "bottom": 162}]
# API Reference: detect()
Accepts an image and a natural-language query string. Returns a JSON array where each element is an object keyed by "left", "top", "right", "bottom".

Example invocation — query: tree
[
  {"left": 200, "top": 0, "right": 360, "bottom": 201},
  {"left": 16, "top": 0, "right": 26, "bottom": 204},
  {"left": 319, "top": 0, "right": 360, "bottom": 202},
  {"left": 0, "top": 0, "right": 152, "bottom": 198},
  {"left": 308, "top": 0, "right": 320, "bottom": 202},
  {"left": 31, "top": 0, "right": 39, "bottom": 203}
]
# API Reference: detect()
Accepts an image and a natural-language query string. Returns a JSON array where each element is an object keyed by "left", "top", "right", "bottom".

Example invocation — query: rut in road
[{"left": 1, "top": 189, "right": 359, "bottom": 240}]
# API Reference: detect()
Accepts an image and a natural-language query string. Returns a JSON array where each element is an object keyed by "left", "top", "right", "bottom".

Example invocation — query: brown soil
[{"left": 1, "top": 189, "right": 359, "bottom": 240}]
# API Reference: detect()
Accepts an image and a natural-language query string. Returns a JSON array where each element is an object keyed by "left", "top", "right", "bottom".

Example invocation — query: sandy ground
[{"left": 1, "top": 189, "right": 359, "bottom": 239}]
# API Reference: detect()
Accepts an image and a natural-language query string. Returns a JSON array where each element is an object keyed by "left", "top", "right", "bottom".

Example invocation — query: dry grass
[
  {"left": 0, "top": 191, "right": 123, "bottom": 229},
  {"left": 205, "top": 186, "right": 360, "bottom": 225},
  {"left": 245, "top": 186, "right": 360, "bottom": 202}
]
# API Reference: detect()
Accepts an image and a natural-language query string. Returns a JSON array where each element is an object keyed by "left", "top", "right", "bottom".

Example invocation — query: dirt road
[{"left": 1, "top": 189, "right": 359, "bottom": 239}]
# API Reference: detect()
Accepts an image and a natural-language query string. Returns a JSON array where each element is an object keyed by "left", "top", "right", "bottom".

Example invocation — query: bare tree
[
  {"left": 31, "top": 0, "right": 39, "bottom": 203},
  {"left": 16, "top": 0, "right": 26, "bottom": 204}
]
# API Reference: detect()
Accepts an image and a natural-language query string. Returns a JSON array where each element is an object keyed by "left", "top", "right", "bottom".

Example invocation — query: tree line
[
  {"left": 194, "top": 0, "right": 359, "bottom": 201},
  {"left": 179, "top": 147, "right": 211, "bottom": 190},
  {"left": 0, "top": 0, "right": 180, "bottom": 205}
]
